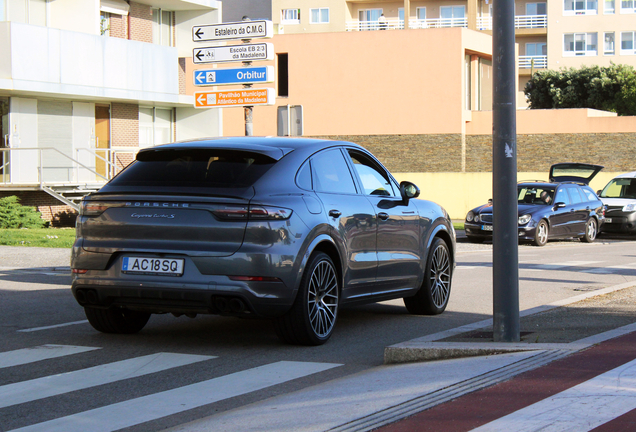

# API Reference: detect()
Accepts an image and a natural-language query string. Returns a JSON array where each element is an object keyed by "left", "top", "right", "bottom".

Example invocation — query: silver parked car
[{"left": 71, "top": 137, "right": 456, "bottom": 345}]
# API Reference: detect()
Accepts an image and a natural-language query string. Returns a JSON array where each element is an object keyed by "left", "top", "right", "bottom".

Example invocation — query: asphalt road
[{"left": 1, "top": 234, "right": 635, "bottom": 431}]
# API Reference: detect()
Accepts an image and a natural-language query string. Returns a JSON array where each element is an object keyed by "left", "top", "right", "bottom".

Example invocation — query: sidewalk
[{"left": 168, "top": 280, "right": 636, "bottom": 432}]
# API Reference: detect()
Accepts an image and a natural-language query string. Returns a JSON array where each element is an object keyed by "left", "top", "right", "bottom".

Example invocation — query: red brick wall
[
  {"left": 109, "top": 14, "right": 127, "bottom": 39},
  {"left": 129, "top": 2, "right": 152, "bottom": 43},
  {"left": 111, "top": 103, "right": 138, "bottom": 148}
]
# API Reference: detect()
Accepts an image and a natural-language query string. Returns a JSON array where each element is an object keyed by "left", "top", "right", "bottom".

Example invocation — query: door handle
[
  {"left": 378, "top": 212, "right": 390, "bottom": 221},
  {"left": 328, "top": 209, "right": 341, "bottom": 218}
]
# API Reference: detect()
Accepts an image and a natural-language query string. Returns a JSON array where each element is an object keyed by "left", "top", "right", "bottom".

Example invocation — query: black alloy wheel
[
  {"left": 274, "top": 252, "right": 339, "bottom": 346},
  {"left": 404, "top": 237, "right": 452, "bottom": 315}
]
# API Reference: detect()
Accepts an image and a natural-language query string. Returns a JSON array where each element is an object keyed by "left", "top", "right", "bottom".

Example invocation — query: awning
[{"left": 101, "top": 0, "right": 130, "bottom": 16}]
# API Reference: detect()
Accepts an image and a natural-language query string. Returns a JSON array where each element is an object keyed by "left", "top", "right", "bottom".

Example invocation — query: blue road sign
[{"left": 193, "top": 66, "right": 274, "bottom": 86}]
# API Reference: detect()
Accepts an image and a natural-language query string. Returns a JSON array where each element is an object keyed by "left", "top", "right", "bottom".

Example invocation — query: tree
[{"left": 524, "top": 64, "right": 636, "bottom": 116}]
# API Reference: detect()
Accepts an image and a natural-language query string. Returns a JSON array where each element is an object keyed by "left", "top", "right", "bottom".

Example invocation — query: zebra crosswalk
[{"left": 0, "top": 344, "right": 342, "bottom": 432}]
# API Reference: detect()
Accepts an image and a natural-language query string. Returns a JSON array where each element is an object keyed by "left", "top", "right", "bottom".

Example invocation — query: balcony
[
  {"left": 346, "top": 17, "right": 468, "bottom": 31},
  {"left": 476, "top": 14, "right": 547, "bottom": 31},
  {"left": 519, "top": 55, "right": 547, "bottom": 69},
  {"left": 0, "top": 21, "right": 189, "bottom": 105}
]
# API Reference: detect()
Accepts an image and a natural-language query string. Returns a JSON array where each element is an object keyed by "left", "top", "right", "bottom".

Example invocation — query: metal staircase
[{"left": 41, "top": 184, "right": 105, "bottom": 211}]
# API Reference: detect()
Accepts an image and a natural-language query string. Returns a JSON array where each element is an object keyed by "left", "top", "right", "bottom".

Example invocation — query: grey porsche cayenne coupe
[{"left": 71, "top": 137, "right": 456, "bottom": 345}]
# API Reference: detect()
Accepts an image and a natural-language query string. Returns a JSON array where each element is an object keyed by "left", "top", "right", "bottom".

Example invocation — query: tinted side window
[
  {"left": 567, "top": 186, "right": 584, "bottom": 204},
  {"left": 580, "top": 186, "right": 598, "bottom": 202},
  {"left": 296, "top": 160, "right": 312, "bottom": 190},
  {"left": 347, "top": 150, "right": 396, "bottom": 197},
  {"left": 311, "top": 149, "right": 357, "bottom": 194},
  {"left": 556, "top": 187, "right": 571, "bottom": 205}
]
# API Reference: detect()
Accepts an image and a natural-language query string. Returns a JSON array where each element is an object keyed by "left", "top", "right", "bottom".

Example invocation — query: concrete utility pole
[{"left": 492, "top": 0, "right": 520, "bottom": 342}]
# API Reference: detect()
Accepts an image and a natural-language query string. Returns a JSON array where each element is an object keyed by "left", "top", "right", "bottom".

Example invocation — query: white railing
[
  {"left": 346, "top": 17, "right": 468, "bottom": 31},
  {"left": 519, "top": 55, "right": 548, "bottom": 69},
  {"left": 477, "top": 14, "right": 547, "bottom": 30},
  {"left": 0, "top": 147, "right": 136, "bottom": 186}
]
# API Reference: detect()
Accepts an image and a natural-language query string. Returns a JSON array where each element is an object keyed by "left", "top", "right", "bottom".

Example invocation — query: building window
[
  {"left": 310, "top": 8, "right": 329, "bottom": 24},
  {"left": 281, "top": 8, "right": 300, "bottom": 24},
  {"left": 440, "top": 5, "right": 466, "bottom": 26},
  {"left": 152, "top": 8, "right": 173, "bottom": 46},
  {"left": 564, "top": 32, "right": 598, "bottom": 55},
  {"left": 605, "top": 32, "right": 615, "bottom": 54},
  {"left": 621, "top": 31, "right": 636, "bottom": 54},
  {"left": 526, "top": 2, "right": 547, "bottom": 14},
  {"left": 100, "top": 12, "right": 110, "bottom": 36},
  {"left": 139, "top": 108, "right": 173, "bottom": 148},
  {"left": 564, "top": 0, "right": 598, "bottom": 14},
  {"left": 277, "top": 53, "right": 289, "bottom": 97},
  {"left": 0, "top": 0, "right": 5, "bottom": 21},
  {"left": 621, "top": 0, "right": 636, "bottom": 12},
  {"left": 605, "top": 0, "right": 615, "bottom": 13},
  {"left": 357, "top": 8, "right": 383, "bottom": 30},
  {"left": 526, "top": 42, "right": 547, "bottom": 56},
  {"left": 417, "top": 7, "right": 426, "bottom": 19}
]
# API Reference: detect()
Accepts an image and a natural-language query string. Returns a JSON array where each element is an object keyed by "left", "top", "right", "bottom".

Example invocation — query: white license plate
[
  {"left": 605, "top": 218, "right": 612, "bottom": 223},
  {"left": 482, "top": 225, "right": 493, "bottom": 231},
  {"left": 122, "top": 257, "right": 184, "bottom": 276}
]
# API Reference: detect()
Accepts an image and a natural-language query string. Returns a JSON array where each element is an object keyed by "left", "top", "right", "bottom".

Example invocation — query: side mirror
[
  {"left": 554, "top": 202, "right": 566, "bottom": 209},
  {"left": 400, "top": 181, "right": 420, "bottom": 202},
  {"left": 597, "top": 190, "right": 602, "bottom": 196},
  {"left": 488, "top": 198, "right": 493, "bottom": 204}
]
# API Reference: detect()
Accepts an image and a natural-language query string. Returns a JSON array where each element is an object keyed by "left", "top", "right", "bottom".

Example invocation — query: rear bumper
[{"left": 71, "top": 249, "right": 299, "bottom": 318}]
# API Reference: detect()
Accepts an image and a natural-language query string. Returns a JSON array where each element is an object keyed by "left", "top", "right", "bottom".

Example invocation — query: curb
[{"left": 384, "top": 281, "right": 636, "bottom": 364}]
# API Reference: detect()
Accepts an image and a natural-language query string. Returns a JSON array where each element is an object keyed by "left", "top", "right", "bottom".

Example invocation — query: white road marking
[
  {"left": 0, "top": 345, "right": 100, "bottom": 369},
  {"left": 582, "top": 263, "right": 636, "bottom": 274},
  {"left": 0, "top": 353, "right": 215, "bottom": 409},
  {"left": 12, "top": 361, "right": 342, "bottom": 432},
  {"left": 470, "top": 358, "right": 636, "bottom": 432},
  {"left": 522, "top": 261, "right": 603, "bottom": 272},
  {"left": 17, "top": 320, "right": 89, "bottom": 333}
]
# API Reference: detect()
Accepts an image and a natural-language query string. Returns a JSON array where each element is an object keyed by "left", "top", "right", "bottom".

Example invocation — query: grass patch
[
  {"left": 453, "top": 222, "right": 464, "bottom": 231},
  {"left": 0, "top": 228, "right": 76, "bottom": 248}
]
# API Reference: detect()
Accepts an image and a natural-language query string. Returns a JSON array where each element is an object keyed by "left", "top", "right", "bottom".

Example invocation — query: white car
[{"left": 598, "top": 171, "right": 636, "bottom": 235}]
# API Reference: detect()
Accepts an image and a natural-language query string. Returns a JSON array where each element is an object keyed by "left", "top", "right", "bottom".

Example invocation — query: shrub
[
  {"left": 0, "top": 196, "right": 49, "bottom": 229},
  {"left": 524, "top": 64, "right": 636, "bottom": 116}
]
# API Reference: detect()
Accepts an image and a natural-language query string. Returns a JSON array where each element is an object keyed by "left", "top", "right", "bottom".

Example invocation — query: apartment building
[
  {"left": 0, "top": 0, "right": 222, "bottom": 223},
  {"left": 260, "top": 0, "right": 636, "bottom": 103}
]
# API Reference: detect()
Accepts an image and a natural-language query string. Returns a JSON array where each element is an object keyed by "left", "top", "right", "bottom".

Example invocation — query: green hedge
[{"left": 524, "top": 64, "right": 636, "bottom": 116}]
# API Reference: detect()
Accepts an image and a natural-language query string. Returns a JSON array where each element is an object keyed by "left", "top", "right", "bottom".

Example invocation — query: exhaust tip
[
  {"left": 214, "top": 296, "right": 230, "bottom": 313},
  {"left": 229, "top": 298, "right": 246, "bottom": 313}
]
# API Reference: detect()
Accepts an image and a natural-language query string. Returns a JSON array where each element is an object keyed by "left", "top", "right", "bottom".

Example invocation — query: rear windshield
[
  {"left": 600, "top": 178, "right": 636, "bottom": 199},
  {"left": 110, "top": 149, "right": 276, "bottom": 188}
]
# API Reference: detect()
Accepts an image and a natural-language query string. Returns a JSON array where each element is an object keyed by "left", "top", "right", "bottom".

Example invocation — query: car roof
[
  {"left": 138, "top": 136, "right": 360, "bottom": 161},
  {"left": 613, "top": 171, "right": 636, "bottom": 179}
]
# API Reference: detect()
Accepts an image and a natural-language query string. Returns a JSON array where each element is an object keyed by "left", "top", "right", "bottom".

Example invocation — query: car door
[
  {"left": 549, "top": 185, "right": 573, "bottom": 236},
  {"left": 345, "top": 149, "right": 421, "bottom": 294},
  {"left": 566, "top": 185, "right": 588, "bottom": 235},
  {"left": 309, "top": 148, "right": 378, "bottom": 296}
]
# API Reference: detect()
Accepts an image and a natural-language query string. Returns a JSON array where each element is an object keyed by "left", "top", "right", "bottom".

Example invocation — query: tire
[
  {"left": 84, "top": 307, "right": 150, "bottom": 334},
  {"left": 533, "top": 219, "right": 549, "bottom": 247},
  {"left": 404, "top": 237, "right": 452, "bottom": 315},
  {"left": 466, "top": 236, "right": 484, "bottom": 244},
  {"left": 582, "top": 218, "right": 597, "bottom": 243},
  {"left": 274, "top": 252, "right": 339, "bottom": 346}
]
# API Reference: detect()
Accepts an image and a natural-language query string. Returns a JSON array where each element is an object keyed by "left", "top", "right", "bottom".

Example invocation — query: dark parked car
[
  {"left": 598, "top": 171, "right": 636, "bottom": 235},
  {"left": 464, "top": 163, "right": 605, "bottom": 246},
  {"left": 71, "top": 137, "right": 456, "bottom": 345}
]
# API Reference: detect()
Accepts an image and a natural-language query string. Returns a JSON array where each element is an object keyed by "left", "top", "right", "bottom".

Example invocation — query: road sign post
[{"left": 191, "top": 19, "right": 275, "bottom": 136}]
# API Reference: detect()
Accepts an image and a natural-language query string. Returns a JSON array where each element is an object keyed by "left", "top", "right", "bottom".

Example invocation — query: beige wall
[
  {"left": 397, "top": 171, "right": 621, "bottom": 219},
  {"left": 547, "top": 0, "right": 636, "bottom": 69},
  {"left": 189, "top": 28, "right": 492, "bottom": 136}
]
